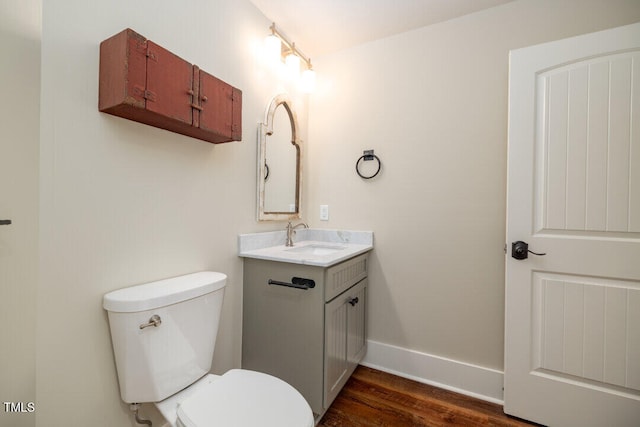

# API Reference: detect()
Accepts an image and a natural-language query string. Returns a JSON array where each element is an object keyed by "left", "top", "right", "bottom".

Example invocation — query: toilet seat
[{"left": 176, "top": 369, "right": 314, "bottom": 427}]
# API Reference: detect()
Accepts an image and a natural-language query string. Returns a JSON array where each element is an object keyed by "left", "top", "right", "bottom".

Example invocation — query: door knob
[
  {"left": 0, "top": 220, "right": 11, "bottom": 225},
  {"left": 511, "top": 241, "right": 546, "bottom": 260}
]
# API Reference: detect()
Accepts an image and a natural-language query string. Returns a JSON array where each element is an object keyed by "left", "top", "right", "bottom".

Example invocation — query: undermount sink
[{"left": 285, "top": 244, "right": 346, "bottom": 256}]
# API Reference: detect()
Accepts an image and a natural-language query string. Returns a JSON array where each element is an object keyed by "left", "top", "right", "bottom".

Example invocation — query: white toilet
[{"left": 103, "top": 271, "right": 314, "bottom": 427}]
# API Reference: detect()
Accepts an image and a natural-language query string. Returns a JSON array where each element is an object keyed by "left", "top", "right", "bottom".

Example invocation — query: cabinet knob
[
  {"left": 201, "top": 95, "right": 208, "bottom": 102},
  {"left": 348, "top": 297, "right": 359, "bottom": 306}
]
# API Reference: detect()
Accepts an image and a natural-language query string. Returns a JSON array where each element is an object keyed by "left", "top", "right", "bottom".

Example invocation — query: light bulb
[
  {"left": 285, "top": 53, "right": 301, "bottom": 78},
  {"left": 301, "top": 68, "right": 316, "bottom": 93},
  {"left": 264, "top": 34, "right": 281, "bottom": 63}
]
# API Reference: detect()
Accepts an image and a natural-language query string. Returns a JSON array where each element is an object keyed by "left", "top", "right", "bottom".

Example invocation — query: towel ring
[{"left": 355, "top": 151, "right": 381, "bottom": 179}]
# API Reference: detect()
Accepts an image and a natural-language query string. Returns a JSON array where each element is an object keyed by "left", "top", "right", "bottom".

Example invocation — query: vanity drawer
[{"left": 324, "top": 253, "right": 368, "bottom": 302}]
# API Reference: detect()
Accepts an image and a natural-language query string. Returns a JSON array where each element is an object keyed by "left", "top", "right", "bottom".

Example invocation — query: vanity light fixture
[{"left": 265, "top": 22, "right": 316, "bottom": 93}]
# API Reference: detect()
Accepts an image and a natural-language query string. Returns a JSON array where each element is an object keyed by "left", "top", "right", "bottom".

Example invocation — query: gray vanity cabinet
[{"left": 242, "top": 253, "right": 368, "bottom": 419}]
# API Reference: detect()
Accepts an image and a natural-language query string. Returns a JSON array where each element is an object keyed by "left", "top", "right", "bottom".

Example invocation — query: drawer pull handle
[
  {"left": 0, "top": 220, "right": 11, "bottom": 225},
  {"left": 348, "top": 297, "right": 359, "bottom": 306},
  {"left": 268, "top": 277, "right": 315, "bottom": 290}
]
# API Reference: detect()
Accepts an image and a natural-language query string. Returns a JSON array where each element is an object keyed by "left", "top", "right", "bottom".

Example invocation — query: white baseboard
[{"left": 361, "top": 340, "right": 505, "bottom": 404}]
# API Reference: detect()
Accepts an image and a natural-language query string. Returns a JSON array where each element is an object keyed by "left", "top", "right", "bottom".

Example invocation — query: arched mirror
[{"left": 257, "top": 94, "right": 301, "bottom": 221}]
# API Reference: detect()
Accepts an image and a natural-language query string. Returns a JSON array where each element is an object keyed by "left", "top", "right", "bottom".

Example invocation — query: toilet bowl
[{"left": 103, "top": 272, "right": 314, "bottom": 427}]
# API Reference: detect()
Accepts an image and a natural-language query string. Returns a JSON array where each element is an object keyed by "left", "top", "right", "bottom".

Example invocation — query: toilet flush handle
[{"left": 139, "top": 314, "right": 162, "bottom": 330}]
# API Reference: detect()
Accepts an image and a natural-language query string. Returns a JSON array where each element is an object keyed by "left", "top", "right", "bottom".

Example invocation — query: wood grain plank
[{"left": 319, "top": 366, "right": 539, "bottom": 426}]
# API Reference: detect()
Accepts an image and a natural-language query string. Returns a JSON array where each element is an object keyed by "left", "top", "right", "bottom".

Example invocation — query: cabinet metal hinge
[
  {"left": 143, "top": 90, "right": 157, "bottom": 102},
  {"left": 146, "top": 49, "right": 158, "bottom": 62}
]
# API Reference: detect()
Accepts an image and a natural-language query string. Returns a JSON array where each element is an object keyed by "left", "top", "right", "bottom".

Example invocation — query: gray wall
[
  {"left": 0, "top": 1, "right": 40, "bottom": 426},
  {"left": 307, "top": 0, "right": 640, "bottom": 369},
  {"left": 36, "top": 0, "right": 307, "bottom": 425}
]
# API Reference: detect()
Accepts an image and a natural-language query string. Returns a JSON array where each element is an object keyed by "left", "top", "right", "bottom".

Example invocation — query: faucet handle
[{"left": 285, "top": 221, "right": 307, "bottom": 246}]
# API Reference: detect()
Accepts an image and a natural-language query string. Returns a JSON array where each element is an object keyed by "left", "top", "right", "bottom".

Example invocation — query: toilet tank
[{"left": 103, "top": 271, "right": 227, "bottom": 403}]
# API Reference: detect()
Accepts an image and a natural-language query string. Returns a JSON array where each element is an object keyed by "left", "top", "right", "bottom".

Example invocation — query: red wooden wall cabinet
[{"left": 99, "top": 28, "right": 242, "bottom": 144}]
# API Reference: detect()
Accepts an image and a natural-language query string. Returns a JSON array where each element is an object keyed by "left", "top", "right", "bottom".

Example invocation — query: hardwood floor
[{"left": 318, "top": 366, "right": 540, "bottom": 427}]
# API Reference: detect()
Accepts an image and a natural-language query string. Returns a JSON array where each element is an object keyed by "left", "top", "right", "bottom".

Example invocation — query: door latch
[{"left": 511, "top": 241, "right": 546, "bottom": 260}]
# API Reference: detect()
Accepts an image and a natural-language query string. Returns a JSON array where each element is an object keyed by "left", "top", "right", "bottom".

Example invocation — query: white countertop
[{"left": 238, "top": 229, "right": 373, "bottom": 267}]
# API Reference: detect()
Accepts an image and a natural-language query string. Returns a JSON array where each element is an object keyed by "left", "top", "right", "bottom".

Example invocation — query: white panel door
[{"left": 505, "top": 23, "right": 640, "bottom": 427}]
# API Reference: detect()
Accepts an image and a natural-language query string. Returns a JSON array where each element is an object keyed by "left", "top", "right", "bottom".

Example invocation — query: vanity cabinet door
[
  {"left": 346, "top": 279, "right": 367, "bottom": 370},
  {"left": 324, "top": 278, "right": 367, "bottom": 409},
  {"left": 324, "top": 292, "right": 349, "bottom": 407},
  {"left": 242, "top": 259, "right": 325, "bottom": 415}
]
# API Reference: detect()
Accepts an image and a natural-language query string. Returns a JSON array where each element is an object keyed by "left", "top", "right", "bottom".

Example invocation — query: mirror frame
[{"left": 257, "top": 94, "right": 302, "bottom": 221}]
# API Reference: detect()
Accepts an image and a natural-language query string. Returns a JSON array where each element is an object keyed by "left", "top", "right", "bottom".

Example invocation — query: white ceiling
[{"left": 249, "top": 0, "right": 514, "bottom": 58}]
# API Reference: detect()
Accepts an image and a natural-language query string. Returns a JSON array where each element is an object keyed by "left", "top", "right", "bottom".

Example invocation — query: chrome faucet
[{"left": 285, "top": 221, "right": 308, "bottom": 246}]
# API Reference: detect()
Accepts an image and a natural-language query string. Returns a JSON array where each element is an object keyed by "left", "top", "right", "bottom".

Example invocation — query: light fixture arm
[{"left": 269, "top": 22, "right": 313, "bottom": 69}]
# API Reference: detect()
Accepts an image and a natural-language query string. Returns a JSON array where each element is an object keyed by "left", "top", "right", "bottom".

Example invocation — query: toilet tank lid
[{"left": 103, "top": 271, "right": 227, "bottom": 313}]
